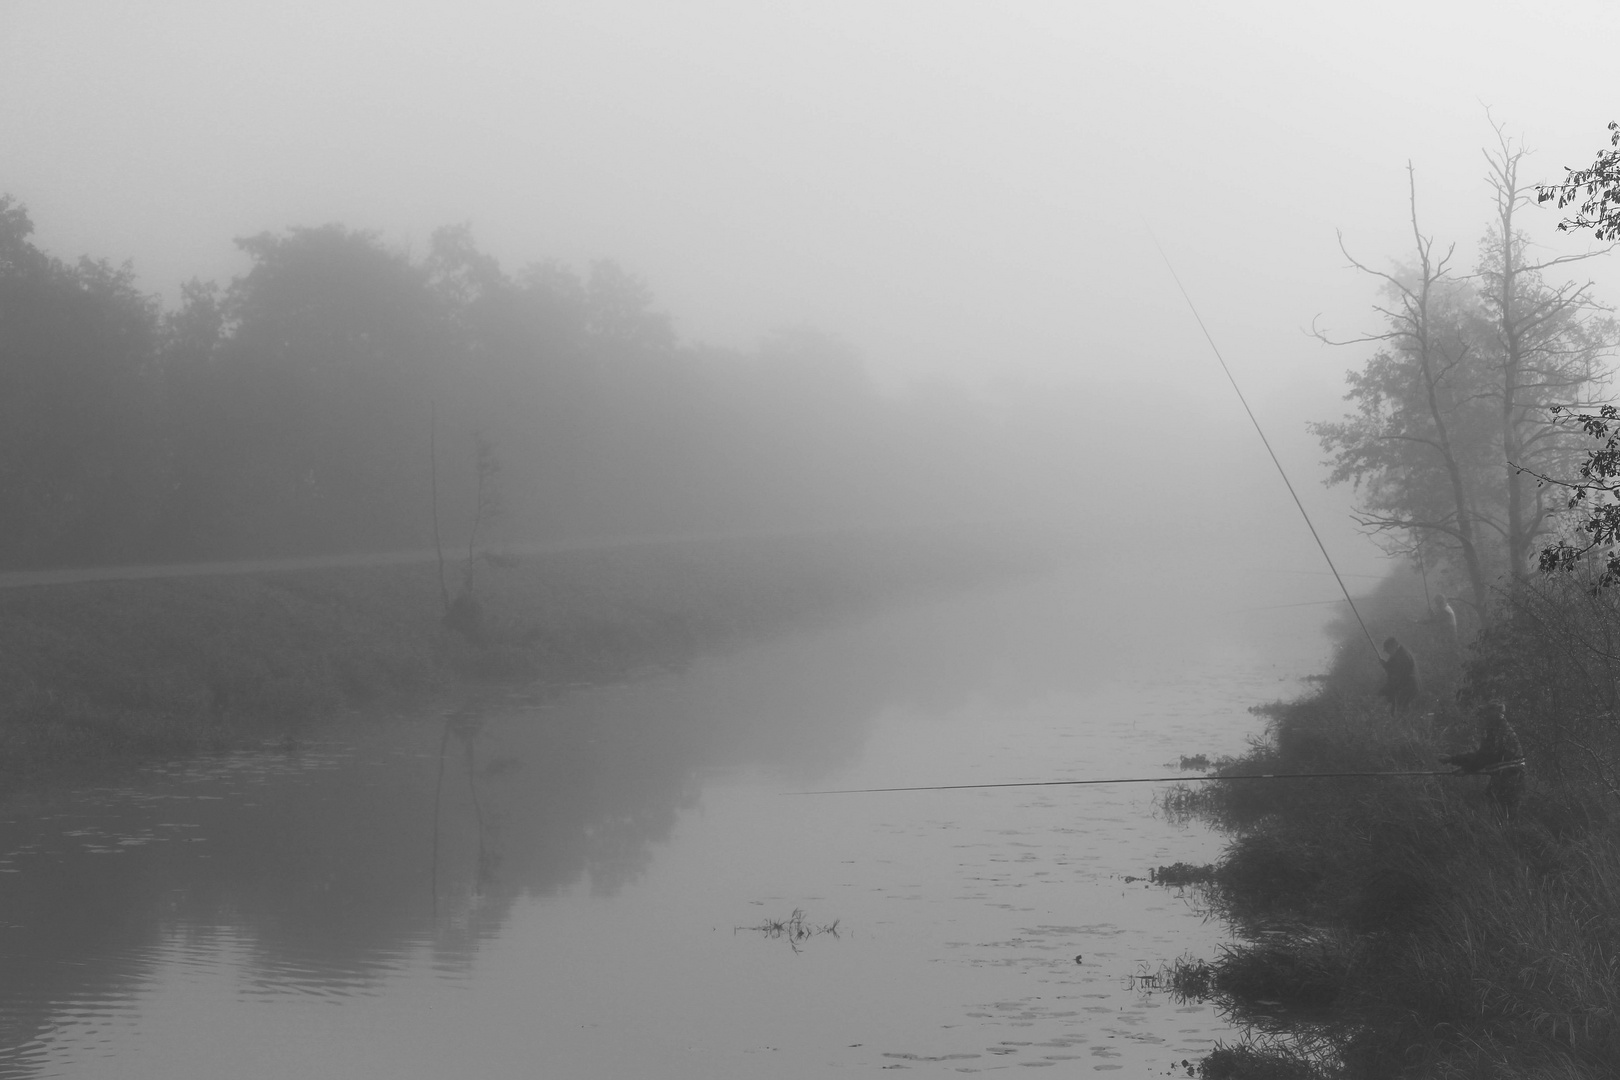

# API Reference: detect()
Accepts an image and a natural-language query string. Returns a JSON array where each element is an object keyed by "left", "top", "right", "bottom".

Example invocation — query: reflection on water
[{"left": 0, "top": 568, "right": 1324, "bottom": 1078}]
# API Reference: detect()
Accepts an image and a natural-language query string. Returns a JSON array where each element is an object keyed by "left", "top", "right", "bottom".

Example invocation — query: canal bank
[{"left": 0, "top": 528, "right": 1052, "bottom": 780}]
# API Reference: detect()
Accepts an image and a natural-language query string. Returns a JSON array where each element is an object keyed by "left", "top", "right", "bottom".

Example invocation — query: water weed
[{"left": 737, "top": 908, "right": 841, "bottom": 953}]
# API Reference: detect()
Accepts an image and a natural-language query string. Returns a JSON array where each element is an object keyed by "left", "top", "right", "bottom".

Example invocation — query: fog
[
  {"left": 12, "top": 10, "right": 1620, "bottom": 1072},
  {"left": 5, "top": 0, "right": 1620, "bottom": 618}
]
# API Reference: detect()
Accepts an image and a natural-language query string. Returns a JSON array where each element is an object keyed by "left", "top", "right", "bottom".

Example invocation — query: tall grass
[{"left": 1171, "top": 567, "right": 1620, "bottom": 1078}]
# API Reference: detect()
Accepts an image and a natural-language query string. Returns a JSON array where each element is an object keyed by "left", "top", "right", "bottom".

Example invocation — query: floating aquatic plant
[{"left": 737, "top": 908, "right": 841, "bottom": 953}]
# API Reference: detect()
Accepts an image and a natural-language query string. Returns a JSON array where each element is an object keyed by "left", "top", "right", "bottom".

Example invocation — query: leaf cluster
[
  {"left": 1536, "top": 404, "right": 1620, "bottom": 584},
  {"left": 1538, "top": 121, "right": 1620, "bottom": 241}
]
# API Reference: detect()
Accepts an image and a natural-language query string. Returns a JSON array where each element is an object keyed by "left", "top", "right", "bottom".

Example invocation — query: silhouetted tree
[
  {"left": 1315, "top": 143, "right": 1615, "bottom": 612},
  {"left": 0, "top": 203, "right": 1099, "bottom": 567},
  {"left": 1530, "top": 122, "right": 1620, "bottom": 585},
  {"left": 162, "top": 225, "right": 452, "bottom": 556},
  {"left": 444, "top": 433, "right": 503, "bottom": 642},
  {"left": 1476, "top": 127, "right": 1617, "bottom": 583},
  {"left": 0, "top": 195, "right": 165, "bottom": 566},
  {"left": 1314, "top": 166, "right": 1497, "bottom": 611}
]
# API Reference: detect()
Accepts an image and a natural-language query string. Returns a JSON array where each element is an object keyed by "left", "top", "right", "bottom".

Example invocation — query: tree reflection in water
[{"left": 431, "top": 700, "right": 500, "bottom": 920}]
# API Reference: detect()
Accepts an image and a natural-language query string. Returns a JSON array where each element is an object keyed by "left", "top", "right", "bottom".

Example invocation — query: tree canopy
[{"left": 0, "top": 197, "right": 165, "bottom": 565}]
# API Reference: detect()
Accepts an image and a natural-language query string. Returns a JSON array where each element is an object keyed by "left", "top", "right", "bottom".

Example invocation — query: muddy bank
[{"left": 0, "top": 528, "right": 1060, "bottom": 780}]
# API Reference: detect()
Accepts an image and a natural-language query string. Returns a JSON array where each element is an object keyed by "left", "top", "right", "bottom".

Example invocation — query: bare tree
[
  {"left": 1477, "top": 123, "right": 1617, "bottom": 584},
  {"left": 443, "top": 433, "right": 502, "bottom": 642},
  {"left": 1314, "top": 164, "right": 1495, "bottom": 612},
  {"left": 1314, "top": 138, "right": 1617, "bottom": 614}
]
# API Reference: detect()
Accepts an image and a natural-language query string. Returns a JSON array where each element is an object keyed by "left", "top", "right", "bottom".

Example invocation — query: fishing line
[
  {"left": 1146, "top": 231, "right": 1382, "bottom": 658},
  {"left": 792, "top": 769, "right": 1462, "bottom": 795}
]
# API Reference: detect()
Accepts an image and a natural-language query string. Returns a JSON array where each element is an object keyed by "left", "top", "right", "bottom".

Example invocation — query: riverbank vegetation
[
  {"left": 1170, "top": 567, "right": 1620, "bottom": 1078},
  {"left": 1170, "top": 126, "right": 1620, "bottom": 1079},
  {"left": 0, "top": 528, "right": 1050, "bottom": 781}
]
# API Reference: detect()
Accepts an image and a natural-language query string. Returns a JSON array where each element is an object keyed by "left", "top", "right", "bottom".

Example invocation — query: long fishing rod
[
  {"left": 1147, "top": 233, "right": 1382, "bottom": 658},
  {"left": 793, "top": 769, "right": 1462, "bottom": 795}
]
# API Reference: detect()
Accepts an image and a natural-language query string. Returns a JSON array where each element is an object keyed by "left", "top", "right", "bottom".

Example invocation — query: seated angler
[{"left": 1441, "top": 702, "right": 1527, "bottom": 817}]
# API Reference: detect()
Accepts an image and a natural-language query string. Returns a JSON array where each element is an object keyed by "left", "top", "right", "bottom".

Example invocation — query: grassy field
[
  {"left": 0, "top": 528, "right": 1052, "bottom": 780},
  {"left": 1172, "top": 570, "right": 1620, "bottom": 1079}
]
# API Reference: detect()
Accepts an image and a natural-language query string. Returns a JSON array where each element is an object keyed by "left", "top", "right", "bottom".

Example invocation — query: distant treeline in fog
[{"left": 0, "top": 196, "right": 1090, "bottom": 569}]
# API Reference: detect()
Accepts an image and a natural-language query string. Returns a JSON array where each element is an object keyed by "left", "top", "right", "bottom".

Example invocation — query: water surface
[{"left": 0, "top": 570, "right": 1323, "bottom": 1078}]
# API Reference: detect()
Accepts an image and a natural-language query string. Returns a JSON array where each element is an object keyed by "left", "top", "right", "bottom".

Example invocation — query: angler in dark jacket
[
  {"left": 1442, "top": 702, "right": 1526, "bottom": 816},
  {"left": 1380, "top": 636, "right": 1419, "bottom": 713}
]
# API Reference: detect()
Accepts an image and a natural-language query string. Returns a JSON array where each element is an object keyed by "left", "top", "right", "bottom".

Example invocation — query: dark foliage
[
  {"left": 1538, "top": 120, "right": 1620, "bottom": 241},
  {"left": 0, "top": 197, "right": 165, "bottom": 565},
  {"left": 1535, "top": 403, "right": 1620, "bottom": 585},
  {"left": 1152, "top": 862, "right": 1216, "bottom": 886},
  {"left": 0, "top": 196, "right": 1085, "bottom": 570},
  {"left": 1199, "top": 1044, "right": 1323, "bottom": 1080}
]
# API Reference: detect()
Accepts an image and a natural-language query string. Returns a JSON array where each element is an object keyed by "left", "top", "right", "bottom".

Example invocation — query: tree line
[{"left": 0, "top": 200, "right": 1077, "bottom": 570}]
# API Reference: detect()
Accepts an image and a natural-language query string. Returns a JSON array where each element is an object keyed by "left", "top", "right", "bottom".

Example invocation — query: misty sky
[{"left": 5, "top": 0, "right": 1620, "bottom": 592}]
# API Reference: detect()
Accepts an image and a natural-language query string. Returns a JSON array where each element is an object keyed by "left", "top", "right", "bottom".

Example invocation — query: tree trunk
[
  {"left": 1405, "top": 171, "right": 1490, "bottom": 613},
  {"left": 1491, "top": 144, "right": 1530, "bottom": 585}
]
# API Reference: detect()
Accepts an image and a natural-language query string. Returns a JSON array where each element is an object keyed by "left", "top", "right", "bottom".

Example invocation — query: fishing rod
[
  {"left": 1147, "top": 232, "right": 1382, "bottom": 659},
  {"left": 793, "top": 769, "right": 1463, "bottom": 795}
]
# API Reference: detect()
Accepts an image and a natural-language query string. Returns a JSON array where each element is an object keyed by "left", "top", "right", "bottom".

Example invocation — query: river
[{"left": 0, "top": 567, "right": 1325, "bottom": 1078}]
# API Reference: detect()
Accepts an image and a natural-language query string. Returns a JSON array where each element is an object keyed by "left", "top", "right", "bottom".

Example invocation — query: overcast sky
[{"left": 5, "top": 0, "right": 1620, "bottom": 593}]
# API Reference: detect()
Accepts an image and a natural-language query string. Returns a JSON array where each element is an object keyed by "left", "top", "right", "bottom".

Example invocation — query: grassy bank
[
  {"left": 0, "top": 528, "right": 1053, "bottom": 780},
  {"left": 1172, "top": 569, "right": 1620, "bottom": 1079}
]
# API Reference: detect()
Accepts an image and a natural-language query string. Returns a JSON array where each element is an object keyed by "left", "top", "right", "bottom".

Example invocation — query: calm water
[{"left": 0, "top": 569, "right": 1323, "bottom": 1078}]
